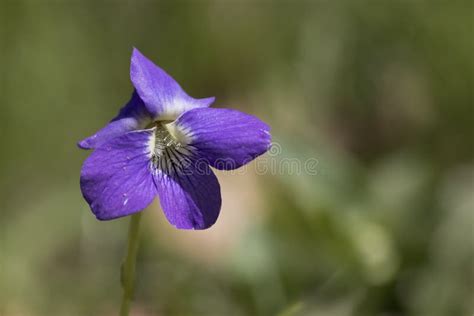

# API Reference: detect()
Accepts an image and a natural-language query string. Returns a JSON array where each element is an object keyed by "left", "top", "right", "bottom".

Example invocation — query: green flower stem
[{"left": 120, "top": 211, "right": 143, "bottom": 316}]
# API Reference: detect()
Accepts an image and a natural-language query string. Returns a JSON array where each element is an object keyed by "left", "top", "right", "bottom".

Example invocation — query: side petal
[
  {"left": 130, "top": 48, "right": 214, "bottom": 120},
  {"left": 154, "top": 162, "right": 221, "bottom": 230},
  {"left": 78, "top": 90, "right": 151, "bottom": 150},
  {"left": 169, "top": 108, "right": 272, "bottom": 170},
  {"left": 80, "top": 129, "right": 157, "bottom": 220}
]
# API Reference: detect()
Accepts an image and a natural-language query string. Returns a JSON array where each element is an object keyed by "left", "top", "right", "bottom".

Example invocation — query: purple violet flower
[{"left": 78, "top": 48, "right": 271, "bottom": 229}]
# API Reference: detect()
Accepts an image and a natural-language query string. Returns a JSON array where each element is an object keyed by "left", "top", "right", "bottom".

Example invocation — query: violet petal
[
  {"left": 170, "top": 107, "right": 272, "bottom": 170},
  {"left": 154, "top": 161, "right": 221, "bottom": 230},
  {"left": 78, "top": 90, "right": 151, "bottom": 150},
  {"left": 130, "top": 48, "right": 214, "bottom": 120},
  {"left": 80, "top": 129, "right": 157, "bottom": 220}
]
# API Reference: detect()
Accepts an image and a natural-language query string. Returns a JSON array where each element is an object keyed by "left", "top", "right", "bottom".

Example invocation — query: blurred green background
[{"left": 1, "top": 1, "right": 473, "bottom": 315}]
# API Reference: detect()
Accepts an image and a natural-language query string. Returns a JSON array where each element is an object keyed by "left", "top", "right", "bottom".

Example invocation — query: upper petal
[
  {"left": 154, "top": 161, "right": 221, "bottom": 230},
  {"left": 169, "top": 108, "right": 272, "bottom": 170},
  {"left": 80, "top": 129, "right": 157, "bottom": 220},
  {"left": 130, "top": 48, "right": 214, "bottom": 120},
  {"left": 78, "top": 90, "right": 151, "bottom": 150}
]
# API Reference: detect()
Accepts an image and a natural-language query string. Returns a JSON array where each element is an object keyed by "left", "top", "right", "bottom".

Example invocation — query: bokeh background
[{"left": 1, "top": 1, "right": 473, "bottom": 315}]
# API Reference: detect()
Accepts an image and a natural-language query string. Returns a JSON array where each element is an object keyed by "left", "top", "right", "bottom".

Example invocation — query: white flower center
[{"left": 148, "top": 121, "right": 194, "bottom": 174}]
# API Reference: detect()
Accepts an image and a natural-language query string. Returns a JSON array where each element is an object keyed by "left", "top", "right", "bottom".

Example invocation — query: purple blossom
[{"left": 78, "top": 48, "right": 271, "bottom": 229}]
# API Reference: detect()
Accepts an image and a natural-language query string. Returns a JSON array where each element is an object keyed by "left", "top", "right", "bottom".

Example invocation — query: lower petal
[
  {"left": 80, "top": 129, "right": 157, "bottom": 220},
  {"left": 154, "top": 162, "right": 221, "bottom": 230}
]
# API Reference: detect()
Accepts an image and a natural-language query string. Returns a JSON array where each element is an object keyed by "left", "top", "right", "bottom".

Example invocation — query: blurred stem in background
[{"left": 120, "top": 212, "right": 143, "bottom": 316}]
